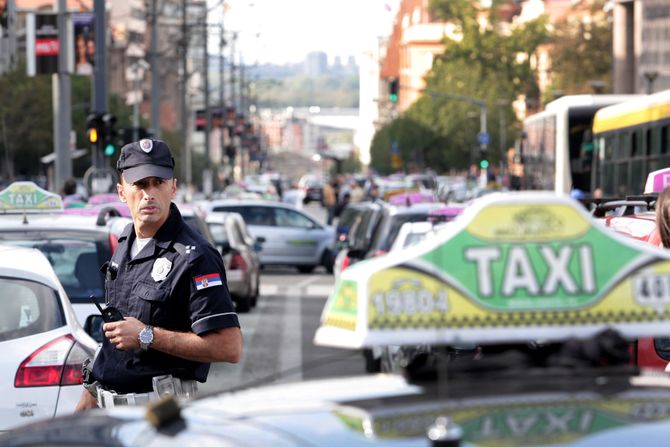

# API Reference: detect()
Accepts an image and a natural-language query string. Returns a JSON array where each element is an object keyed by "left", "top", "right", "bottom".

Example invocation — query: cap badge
[
  {"left": 139, "top": 139, "right": 153, "bottom": 153},
  {"left": 151, "top": 257, "right": 172, "bottom": 282}
]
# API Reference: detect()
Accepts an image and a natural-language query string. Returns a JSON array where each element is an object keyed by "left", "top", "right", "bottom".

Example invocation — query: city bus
[
  {"left": 521, "top": 95, "right": 641, "bottom": 195},
  {"left": 592, "top": 89, "right": 670, "bottom": 197}
]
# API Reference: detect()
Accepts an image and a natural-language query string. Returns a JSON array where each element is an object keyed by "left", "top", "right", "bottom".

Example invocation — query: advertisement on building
[
  {"left": 33, "top": 13, "right": 59, "bottom": 75},
  {"left": 73, "top": 12, "right": 95, "bottom": 76}
]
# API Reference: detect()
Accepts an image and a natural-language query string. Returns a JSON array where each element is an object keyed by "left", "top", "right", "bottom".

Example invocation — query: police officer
[{"left": 76, "top": 139, "right": 242, "bottom": 411}]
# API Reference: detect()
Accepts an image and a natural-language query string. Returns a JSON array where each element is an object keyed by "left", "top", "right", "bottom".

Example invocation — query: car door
[{"left": 272, "top": 207, "right": 324, "bottom": 263}]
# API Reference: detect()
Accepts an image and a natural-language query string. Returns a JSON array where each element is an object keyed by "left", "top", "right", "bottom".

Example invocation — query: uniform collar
[
  {"left": 153, "top": 203, "right": 185, "bottom": 250},
  {"left": 118, "top": 203, "right": 184, "bottom": 261}
]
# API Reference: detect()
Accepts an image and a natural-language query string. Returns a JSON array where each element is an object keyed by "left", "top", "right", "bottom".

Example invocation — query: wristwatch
[{"left": 138, "top": 325, "right": 154, "bottom": 351}]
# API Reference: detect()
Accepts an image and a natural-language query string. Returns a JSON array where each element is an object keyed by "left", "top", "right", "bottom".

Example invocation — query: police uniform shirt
[{"left": 93, "top": 203, "right": 239, "bottom": 393}]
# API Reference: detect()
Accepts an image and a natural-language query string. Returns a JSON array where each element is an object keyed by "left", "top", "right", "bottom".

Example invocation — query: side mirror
[
  {"left": 254, "top": 236, "right": 265, "bottom": 253},
  {"left": 84, "top": 315, "right": 104, "bottom": 343}
]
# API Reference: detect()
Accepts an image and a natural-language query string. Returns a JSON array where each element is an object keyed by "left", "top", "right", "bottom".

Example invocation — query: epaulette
[{"left": 173, "top": 241, "right": 203, "bottom": 263}]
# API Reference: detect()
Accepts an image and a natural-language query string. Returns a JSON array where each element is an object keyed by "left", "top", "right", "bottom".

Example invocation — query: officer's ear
[
  {"left": 170, "top": 178, "right": 177, "bottom": 198},
  {"left": 117, "top": 179, "right": 127, "bottom": 203}
]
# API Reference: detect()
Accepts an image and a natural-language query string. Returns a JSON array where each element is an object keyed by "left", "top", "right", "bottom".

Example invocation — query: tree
[
  {"left": 545, "top": 0, "right": 612, "bottom": 97},
  {"left": 370, "top": 2, "right": 550, "bottom": 173}
]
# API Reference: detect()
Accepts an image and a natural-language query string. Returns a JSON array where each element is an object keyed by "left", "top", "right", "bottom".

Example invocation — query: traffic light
[
  {"left": 101, "top": 113, "right": 117, "bottom": 156},
  {"left": 86, "top": 113, "right": 102, "bottom": 145},
  {"left": 388, "top": 78, "right": 399, "bottom": 103},
  {"left": 480, "top": 159, "right": 489, "bottom": 169}
]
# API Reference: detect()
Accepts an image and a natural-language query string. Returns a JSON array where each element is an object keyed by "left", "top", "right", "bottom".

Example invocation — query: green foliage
[
  {"left": 0, "top": 62, "right": 53, "bottom": 179},
  {"left": 256, "top": 74, "right": 358, "bottom": 108},
  {"left": 545, "top": 1, "right": 613, "bottom": 96},
  {"left": 371, "top": 5, "right": 549, "bottom": 174}
]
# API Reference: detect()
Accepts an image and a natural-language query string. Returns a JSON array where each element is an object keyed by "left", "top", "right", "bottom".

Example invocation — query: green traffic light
[
  {"left": 104, "top": 144, "right": 115, "bottom": 156},
  {"left": 480, "top": 159, "right": 489, "bottom": 169},
  {"left": 389, "top": 93, "right": 398, "bottom": 103}
]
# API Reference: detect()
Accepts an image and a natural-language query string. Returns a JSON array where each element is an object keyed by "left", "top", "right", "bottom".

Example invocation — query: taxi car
[
  {"left": 0, "top": 244, "right": 97, "bottom": 432},
  {"left": 8, "top": 192, "right": 670, "bottom": 445},
  {"left": 0, "top": 182, "right": 131, "bottom": 342}
]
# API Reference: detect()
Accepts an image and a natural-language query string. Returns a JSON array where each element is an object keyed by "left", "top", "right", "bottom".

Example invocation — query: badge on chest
[{"left": 151, "top": 257, "right": 172, "bottom": 282}]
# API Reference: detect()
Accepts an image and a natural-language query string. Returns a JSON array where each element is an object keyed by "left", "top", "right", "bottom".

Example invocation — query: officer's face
[{"left": 118, "top": 175, "right": 177, "bottom": 238}]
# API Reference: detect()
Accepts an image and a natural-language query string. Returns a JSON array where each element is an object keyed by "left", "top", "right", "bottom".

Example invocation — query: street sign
[{"left": 478, "top": 132, "right": 490, "bottom": 146}]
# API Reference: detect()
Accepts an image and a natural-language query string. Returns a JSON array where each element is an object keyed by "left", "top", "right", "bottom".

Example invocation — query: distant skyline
[{"left": 217, "top": 0, "right": 399, "bottom": 65}]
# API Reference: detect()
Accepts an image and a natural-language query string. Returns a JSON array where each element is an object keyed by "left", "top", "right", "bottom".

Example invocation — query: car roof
[
  {"left": 0, "top": 211, "right": 129, "bottom": 232},
  {"left": 0, "top": 245, "right": 63, "bottom": 290}
]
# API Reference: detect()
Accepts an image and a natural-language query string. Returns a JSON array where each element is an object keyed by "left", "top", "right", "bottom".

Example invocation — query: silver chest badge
[{"left": 151, "top": 257, "right": 172, "bottom": 282}]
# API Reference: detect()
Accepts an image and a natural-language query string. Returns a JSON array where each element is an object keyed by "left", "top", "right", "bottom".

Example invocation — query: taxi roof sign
[
  {"left": 0, "top": 182, "right": 63, "bottom": 213},
  {"left": 644, "top": 167, "right": 670, "bottom": 193},
  {"left": 315, "top": 192, "right": 670, "bottom": 349}
]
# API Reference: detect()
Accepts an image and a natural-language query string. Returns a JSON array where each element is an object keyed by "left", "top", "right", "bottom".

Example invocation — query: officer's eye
[{"left": 133, "top": 178, "right": 166, "bottom": 189}]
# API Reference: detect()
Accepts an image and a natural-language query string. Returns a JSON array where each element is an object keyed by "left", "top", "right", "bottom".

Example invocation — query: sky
[{"left": 215, "top": 0, "right": 399, "bottom": 65}]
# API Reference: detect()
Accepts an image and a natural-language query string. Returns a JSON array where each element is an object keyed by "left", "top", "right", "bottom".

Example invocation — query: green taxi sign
[
  {"left": 0, "top": 182, "right": 63, "bottom": 213},
  {"left": 315, "top": 192, "right": 670, "bottom": 348}
]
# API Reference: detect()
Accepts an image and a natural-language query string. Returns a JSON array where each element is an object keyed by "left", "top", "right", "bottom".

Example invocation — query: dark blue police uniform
[{"left": 93, "top": 203, "right": 239, "bottom": 394}]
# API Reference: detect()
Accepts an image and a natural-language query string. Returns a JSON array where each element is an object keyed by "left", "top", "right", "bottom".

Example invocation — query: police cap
[{"left": 116, "top": 139, "right": 175, "bottom": 184}]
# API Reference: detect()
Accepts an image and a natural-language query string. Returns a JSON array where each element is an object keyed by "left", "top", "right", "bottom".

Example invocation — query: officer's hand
[{"left": 103, "top": 317, "right": 144, "bottom": 351}]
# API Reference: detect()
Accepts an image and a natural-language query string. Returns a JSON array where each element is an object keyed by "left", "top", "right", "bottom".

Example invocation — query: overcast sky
[{"left": 216, "top": 0, "right": 399, "bottom": 65}]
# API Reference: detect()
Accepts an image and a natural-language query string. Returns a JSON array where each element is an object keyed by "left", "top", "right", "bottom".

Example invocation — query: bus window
[
  {"left": 645, "top": 128, "right": 652, "bottom": 156},
  {"left": 631, "top": 130, "right": 640, "bottom": 157},
  {"left": 651, "top": 127, "right": 661, "bottom": 156},
  {"left": 662, "top": 125, "right": 670, "bottom": 154},
  {"left": 616, "top": 161, "right": 629, "bottom": 197}
]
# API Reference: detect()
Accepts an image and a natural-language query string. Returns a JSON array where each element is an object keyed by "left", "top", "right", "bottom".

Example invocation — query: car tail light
[
  {"left": 654, "top": 337, "right": 670, "bottom": 361},
  {"left": 15, "top": 335, "right": 90, "bottom": 387},
  {"left": 229, "top": 251, "right": 247, "bottom": 271},
  {"left": 341, "top": 255, "right": 351, "bottom": 271},
  {"left": 109, "top": 233, "right": 119, "bottom": 253}
]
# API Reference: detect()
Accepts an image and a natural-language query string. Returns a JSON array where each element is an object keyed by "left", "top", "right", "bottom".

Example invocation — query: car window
[
  {"left": 0, "top": 277, "right": 64, "bottom": 342},
  {"left": 241, "top": 207, "right": 274, "bottom": 226},
  {"left": 274, "top": 208, "right": 314, "bottom": 228},
  {"left": 208, "top": 222, "right": 229, "bottom": 244},
  {"left": 0, "top": 231, "right": 109, "bottom": 305},
  {"left": 381, "top": 214, "right": 432, "bottom": 251}
]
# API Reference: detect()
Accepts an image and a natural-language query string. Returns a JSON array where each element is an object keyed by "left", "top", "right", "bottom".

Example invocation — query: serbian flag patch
[{"left": 194, "top": 273, "right": 223, "bottom": 290}]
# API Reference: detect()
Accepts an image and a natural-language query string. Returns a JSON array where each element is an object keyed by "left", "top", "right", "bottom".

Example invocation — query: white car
[{"left": 0, "top": 245, "right": 97, "bottom": 431}]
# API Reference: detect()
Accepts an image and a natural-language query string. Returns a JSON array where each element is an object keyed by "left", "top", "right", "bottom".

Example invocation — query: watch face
[{"left": 140, "top": 327, "right": 153, "bottom": 344}]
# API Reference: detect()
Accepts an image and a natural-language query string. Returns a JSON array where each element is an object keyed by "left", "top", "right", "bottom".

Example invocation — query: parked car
[
  {"left": 0, "top": 182, "right": 131, "bottom": 343},
  {"left": 205, "top": 212, "right": 261, "bottom": 313},
  {"left": 0, "top": 244, "right": 97, "bottom": 431},
  {"left": 201, "top": 200, "right": 335, "bottom": 273},
  {"left": 341, "top": 202, "right": 446, "bottom": 272}
]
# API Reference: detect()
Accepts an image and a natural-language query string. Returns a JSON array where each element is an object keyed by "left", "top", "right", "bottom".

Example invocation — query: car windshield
[{"left": 0, "top": 231, "right": 110, "bottom": 304}]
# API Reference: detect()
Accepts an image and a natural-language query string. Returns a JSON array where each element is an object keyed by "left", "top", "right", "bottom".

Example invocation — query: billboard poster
[
  {"left": 0, "top": 0, "right": 7, "bottom": 31},
  {"left": 34, "top": 13, "right": 58, "bottom": 75},
  {"left": 72, "top": 12, "right": 95, "bottom": 76}
]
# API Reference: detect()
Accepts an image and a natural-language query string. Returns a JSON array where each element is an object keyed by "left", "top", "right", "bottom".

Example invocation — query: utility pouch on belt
[{"left": 152, "top": 375, "right": 179, "bottom": 397}]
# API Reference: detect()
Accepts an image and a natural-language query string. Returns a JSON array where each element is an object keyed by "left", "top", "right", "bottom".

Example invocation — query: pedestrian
[
  {"left": 75, "top": 138, "right": 242, "bottom": 412},
  {"left": 656, "top": 187, "right": 670, "bottom": 248},
  {"left": 322, "top": 178, "right": 337, "bottom": 225},
  {"left": 60, "top": 177, "right": 86, "bottom": 208}
]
